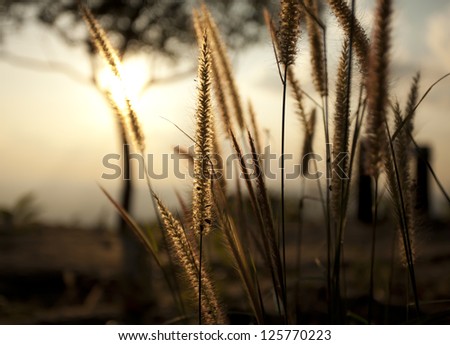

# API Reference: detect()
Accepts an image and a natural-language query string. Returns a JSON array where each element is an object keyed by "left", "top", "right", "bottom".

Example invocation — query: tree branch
[{"left": 0, "top": 49, "right": 94, "bottom": 86}]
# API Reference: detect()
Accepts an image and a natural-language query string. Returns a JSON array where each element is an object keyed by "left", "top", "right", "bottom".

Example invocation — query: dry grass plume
[
  {"left": 365, "top": 0, "right": 392, "bottom": 177},
  {"left": 192, "top": 30, "right": 214, "bottom": 238}
]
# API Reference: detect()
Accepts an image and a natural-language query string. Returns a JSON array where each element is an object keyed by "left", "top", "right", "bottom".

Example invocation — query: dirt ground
[{"left": 0, "top": 214, "right": 449, "bottom": 324}]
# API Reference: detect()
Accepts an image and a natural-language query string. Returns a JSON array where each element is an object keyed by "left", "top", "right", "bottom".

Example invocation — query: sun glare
[{"left": 97, "top": 57, "right": 148, "bottom": 111}]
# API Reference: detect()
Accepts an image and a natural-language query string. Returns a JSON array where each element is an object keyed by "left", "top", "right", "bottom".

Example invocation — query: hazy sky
[{"left": 1, "top": 1, "right": 449, "bottom": 225}]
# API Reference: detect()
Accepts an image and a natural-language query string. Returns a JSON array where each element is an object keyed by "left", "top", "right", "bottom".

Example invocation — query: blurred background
[{"left": 1, "top": 0, "right": 449, "bottom": 225}]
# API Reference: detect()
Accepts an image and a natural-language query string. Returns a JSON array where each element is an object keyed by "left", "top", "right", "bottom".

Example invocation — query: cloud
[{"left": 426, "top": 5, "right": 450, "bottom": 69}]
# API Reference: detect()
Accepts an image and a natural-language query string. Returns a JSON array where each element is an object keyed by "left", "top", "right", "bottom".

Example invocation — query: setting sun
[{"left": 96, "top": 57, "right": 149, "bottom": 111}]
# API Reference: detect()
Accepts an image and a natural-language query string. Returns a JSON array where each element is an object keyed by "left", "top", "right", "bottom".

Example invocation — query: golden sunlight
[{"left": 97, "top": 57, "right": 149, "bottom": 111}]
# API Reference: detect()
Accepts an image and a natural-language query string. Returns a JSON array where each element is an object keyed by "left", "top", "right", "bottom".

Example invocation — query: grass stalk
[
  {"left": 281, "top": 65, "right": 289, "bottom": 322},
  {"left": 198, "top": 224, "right": 203, "bottom": 324},
  {"left": 331, "top": 0, "right": 357, "bottom": 323},
  {"left": 230, "top": 130, "right": 284, "bottom": 318},
  {"left": 384, "top": 121, "right": 421, "bottom": 318},
  {"left": 99, "top": 186, "right": 183, "bottom": 313},
  {"left": 212, "top": 184, "right": 265, "bottom": 324},
  {"left": 368, "top": 176, "right": 379, "bottom": 324},
  {"left": 301, "top": 0, "right": 333, "bottom": 318},
  {"left": 277, "top": 0, "right": 301, "bottom": 320}
]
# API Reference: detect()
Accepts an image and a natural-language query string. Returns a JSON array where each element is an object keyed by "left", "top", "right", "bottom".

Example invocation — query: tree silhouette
[{"left": 1, "top": 0, "right": 279, "bottom": 58}]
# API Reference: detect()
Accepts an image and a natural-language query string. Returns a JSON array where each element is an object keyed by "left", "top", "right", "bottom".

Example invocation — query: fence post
[
  {"left": 415, "top": 145, "right": 430, "bottom": 217},
  {"left": 358, "top": 139, "right": 373, "bottom": 223}
]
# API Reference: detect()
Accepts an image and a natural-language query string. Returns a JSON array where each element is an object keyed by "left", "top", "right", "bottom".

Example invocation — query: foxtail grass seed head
[
  {"left": 392, "top": 103, "right": 419, "bottom": 268},
  {"left": 277, "top": 0, "right": 301, "bottom": 67},
  {"left": 404, "top": 72, "right": 420, "bottom": 135},
  {"left": 384, "top": 135, "right": 418, "bottom": 269},
  {"left": 201, "top": 5, "right": 245, "bottom": 131},
  {"left": 264, "top": 7, "right": 281, "bottom": 56},
  {"left": 79, "top": 2, "right": 121, "bottom": 78},
  {"left": 125, "top": 98, "right": 146, "bottom": 153},
  {"left": 248, "top": 130, "right": 275, "bottom": 238},
  {"left": 287, "top": 68, "right": 308, "bottom": 132},
  {"left": 212, "top": 121, "right": 227, "bottom": 196},
  {"left": 80, "top": 2, "right": 145, "bottom": 153},
  {"left": 104, "top": 90, "right": 128, "bottom": 143},
  {"left": 393, "top": 102, "right": 409, "bottom": 186},
  {"left": 301, "top": 109, "right": 316, "bottom": 176},
  {"left": 305, "top": 0, "right": 326, "bottom": 96},
  {"left": 264, "top": 6, "right": 285, "bottom": 75},
  {"left": 193, "top": 8, "right": 233, "bottom": 138},
  {"left": 210, "top": 49, "right": 233, "bottom": 138},
  {"left": 333, "top": 39, "right": 351, "bottom": 154},
  {"left": 327, "top": 0, "right": 369, "bottom": 72},
  {"left": 365, "top": 0, "right": 392, "bottom": 177},
  {"left": 154, "top": 194, "right": 225, "bottom": 324},
  {"left": 391, "top": 74, "right": 420, "bottom": 188},
  {"left": 398, "top": 228, "right": 417, "bottom": 267},
  {"left": 192, "top": 30, "right": 214, "bottom": 238},
  {"left": 331, "top": 39, "right": 351, "bottom": 218}
]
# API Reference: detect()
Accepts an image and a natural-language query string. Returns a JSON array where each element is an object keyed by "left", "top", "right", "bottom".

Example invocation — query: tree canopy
[{"left": 0, "top": 0, "right": 280, "bottom": 57}]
